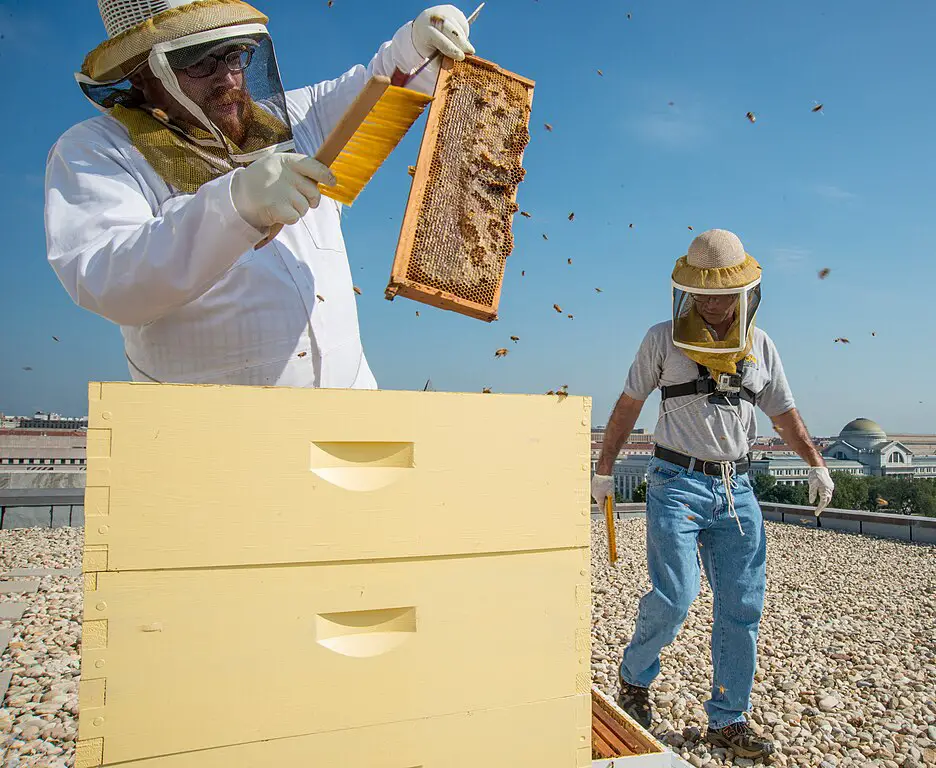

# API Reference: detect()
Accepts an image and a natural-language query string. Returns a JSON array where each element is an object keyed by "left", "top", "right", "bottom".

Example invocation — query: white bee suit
[{"left": 44, "top": 22, "right": 436, "bottom": 389}]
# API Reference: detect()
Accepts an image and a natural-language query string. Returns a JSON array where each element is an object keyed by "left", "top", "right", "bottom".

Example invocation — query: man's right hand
[
  {"left": 591, "top": 473, "right": 614, "bottom": 509},
  {"left": 231, "top": 153, "right": 337, "bottom": 231}
]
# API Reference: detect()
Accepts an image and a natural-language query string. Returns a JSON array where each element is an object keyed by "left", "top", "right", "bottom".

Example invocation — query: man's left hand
[
  {"left": 413, "top": 5, "right": 476, "bottom": 61},
  {"left": 808, "top": 466, "right": 834, "bottom": 517}
]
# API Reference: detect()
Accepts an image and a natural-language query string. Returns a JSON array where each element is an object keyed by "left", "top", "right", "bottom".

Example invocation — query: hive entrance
[{"left": 386, "top": 55, "right": 534, "bottom": 322}]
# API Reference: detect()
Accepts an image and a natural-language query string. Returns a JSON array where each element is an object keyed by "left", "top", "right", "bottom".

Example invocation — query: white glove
[
  {"left": 412, "top": 5, "right": 476, "bottom": 61},
  {"left": 591, "top": 473, "right": 614, "bottom": 509},
  {"left": 231, "top": 153, "right": 337, "bottom": 231},
  {"left": 808, "top": 466, "right": 834, "bottom": 516}
]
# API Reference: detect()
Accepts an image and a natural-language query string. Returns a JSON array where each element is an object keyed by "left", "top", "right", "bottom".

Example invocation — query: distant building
[
  {"left": 821, "top": 418, "right": 936, "bottom": 479},
  {"left": 590, "top": 438, "right": 653, "bottom": 474},
  {"left": 598, "top": 417, "right": 936, "bottom": 501},
  {"left": 0, "top": 431, "right": 87, "bottom": 475},
  {"left": 591, "top": 427, "right": 653, "bottom": 445},
  {"left": 0, "top": 412, "right": 88, "bottom": 431},
  {"left": 748, "top": 418, "right": 936, "bottom": 487}
]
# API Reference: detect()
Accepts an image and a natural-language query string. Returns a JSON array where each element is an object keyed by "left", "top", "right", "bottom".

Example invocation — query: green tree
[
  {"left": 632, "top": 481, "right": 647, "bottom": 503},
  {"left": 751, "top": 473, "right": 808, "bottom": 505},
  {"left": 752, "top": 473, "right": 777, "bottom": 500},
  {"left": 829, "top": 472, "right": 867, "bottom": 511}
]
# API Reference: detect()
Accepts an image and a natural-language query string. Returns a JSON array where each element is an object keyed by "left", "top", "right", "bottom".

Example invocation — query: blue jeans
[{"left": 619, "top": 456, "right": 767, "bottom": 730}]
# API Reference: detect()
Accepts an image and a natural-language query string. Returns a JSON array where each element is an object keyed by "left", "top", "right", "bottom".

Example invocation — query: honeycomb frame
[{"left": 385, "top": 55, "right": 535, "bottom": 322}]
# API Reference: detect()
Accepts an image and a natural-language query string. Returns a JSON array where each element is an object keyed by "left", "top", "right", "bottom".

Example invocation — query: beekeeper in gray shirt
[{"left": 591, "top": 229, "right": 834, "bottom": 760}]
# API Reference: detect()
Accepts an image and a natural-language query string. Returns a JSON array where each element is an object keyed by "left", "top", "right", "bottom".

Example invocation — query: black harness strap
[{"left": 661, "top": 361, "right": 758, "bottom": 407}]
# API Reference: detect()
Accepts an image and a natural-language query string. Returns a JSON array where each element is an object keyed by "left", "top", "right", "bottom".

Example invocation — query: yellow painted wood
[
  {"left": 83, "top": 383, "right": 591, "bottom": 572},
  {"left": 89, "top": 696, "right": 592, "bottom": 767},
  {"left": 80, "top": 383, "right": 592, "bottom": 765},
  {"left": 80, "top": 548, "right": 590, "bottom": 763},
  {"left": 76, "top": 738, "right": 103, "bottom": 768}
]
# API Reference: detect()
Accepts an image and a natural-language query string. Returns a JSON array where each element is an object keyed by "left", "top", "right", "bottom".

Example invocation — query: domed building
[
  {"left": 603, "top": 417, "right": 936, "bottom": 500},
  {"left": 823, "top": 418, "right": 920, "bottom": 478},
  {"left": 747, "top": 418, "right": 936, "bottom": 490}
]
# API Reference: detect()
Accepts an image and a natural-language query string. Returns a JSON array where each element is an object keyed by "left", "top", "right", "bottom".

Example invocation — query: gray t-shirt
[{"left": 623, "top": 321, "right": 796, "bottom": 462}]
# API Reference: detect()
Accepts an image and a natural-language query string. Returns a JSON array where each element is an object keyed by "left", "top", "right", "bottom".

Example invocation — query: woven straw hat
[
  {"left": 82, "top": 0, "right": 267, "bottom": 83},
  {"left": 672, "top": 228, "right": 760, "bottom": 291},
  {"left": 687, "top": 229, "right": 746, "bottom": 270}
]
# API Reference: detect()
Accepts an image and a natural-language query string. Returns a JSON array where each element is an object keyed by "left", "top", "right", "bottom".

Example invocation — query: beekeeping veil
[
  {"left": 671, "top": 229, "right": 762, "bottom": 376},
  {"left": 76, "top": 0, "right": 294, "bottom": 193}
]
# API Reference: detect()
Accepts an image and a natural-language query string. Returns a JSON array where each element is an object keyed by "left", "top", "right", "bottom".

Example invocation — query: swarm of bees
[
  {"left": 834, "top": 337, "right": 850, "bottom": 344},
  {"left": 568, "top": 212, "right": 575, "bottom": 221},
  {"left": 819, "top": 268, "right": 831, "bottom": 279},
  {"left": 494, "top": 348, "right": 508, "bottom": 358},
  {"left": 746, "top": 111, "right": 756, "bottom": 123},
  {"left": 553, "top": 304, "right": 562, "bottom": 313}
]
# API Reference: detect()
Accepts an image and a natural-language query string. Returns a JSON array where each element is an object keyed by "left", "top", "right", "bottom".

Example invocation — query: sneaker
[
  {"left": 705, "top": 720, "right": 775, "bottom": 758},
  {"left": 616, "top": 681, "right": 652, "bottom": 729}
]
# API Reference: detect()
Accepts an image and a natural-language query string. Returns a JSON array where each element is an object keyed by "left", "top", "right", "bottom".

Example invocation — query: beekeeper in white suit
[{"left": 44, "top": 0, "right": 475, "bottom": 387}]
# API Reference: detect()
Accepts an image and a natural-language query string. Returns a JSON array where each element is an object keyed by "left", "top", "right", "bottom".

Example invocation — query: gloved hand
[
  {"left": 231, "top": 153, "right": 337, "bottom": 231},
  {"left": 591, "top": 473, "right": 614, "bottom": 509},
  {"left": 412, "top": 5, "right": 476, "bottom": 61},
  {"left": 808, "top": 466, "right": 835, "bottom": 516}
]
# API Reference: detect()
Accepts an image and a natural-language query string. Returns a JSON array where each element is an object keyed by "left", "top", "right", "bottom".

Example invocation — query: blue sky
[{"left": 1, "top": 0, "right": 934, "bottom": 437}]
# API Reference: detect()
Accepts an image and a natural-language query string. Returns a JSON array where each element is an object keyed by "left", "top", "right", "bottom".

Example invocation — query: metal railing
[
  {"left": 2, "top": 491, "right": 933, "bottom": 544},
  {"left": 0, "top": 489, "right": 84, "bottom": 529}
]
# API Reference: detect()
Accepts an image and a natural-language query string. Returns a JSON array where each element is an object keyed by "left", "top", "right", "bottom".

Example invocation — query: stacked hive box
[{"left": 77, "top": 383, "right": 593, "bottom": 767}]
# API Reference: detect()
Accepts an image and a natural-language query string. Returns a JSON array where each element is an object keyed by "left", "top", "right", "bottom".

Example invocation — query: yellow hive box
[{"left": 78, "top": 382, "right": 593, "bottom": 767}]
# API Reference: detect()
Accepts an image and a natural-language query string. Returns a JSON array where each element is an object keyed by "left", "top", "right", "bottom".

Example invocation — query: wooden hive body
[
  {"left": 77, "top": 382, "right": 594, "bottom": 766},
  {"left": 385, "top": 55, "right": 534, "bottom": 322}
]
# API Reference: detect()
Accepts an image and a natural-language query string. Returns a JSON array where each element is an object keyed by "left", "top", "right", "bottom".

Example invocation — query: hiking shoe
[
  {"left": 616, "top": 681, "right": 652, "bottom": 729},
  {"left": 705, "top": 720, "right": 775, "bottom": 758}
]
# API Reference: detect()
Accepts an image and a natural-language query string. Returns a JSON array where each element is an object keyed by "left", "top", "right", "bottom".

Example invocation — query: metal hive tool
[{"left": 385, "top": 55, "right": 535, "bottom": 322}]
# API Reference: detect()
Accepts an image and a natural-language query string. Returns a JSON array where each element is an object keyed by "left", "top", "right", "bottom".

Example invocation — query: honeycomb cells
[{"left": 400, "top": 58, "right": 533, "bottom": 319}]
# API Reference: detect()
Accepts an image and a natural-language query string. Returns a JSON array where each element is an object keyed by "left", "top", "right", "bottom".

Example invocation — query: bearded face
[
  {"left": 131, "top": 43, "right": 256, "bottom": 146},
  {"left": 176, "top": 58, "right": 252, "bottom": 146}
]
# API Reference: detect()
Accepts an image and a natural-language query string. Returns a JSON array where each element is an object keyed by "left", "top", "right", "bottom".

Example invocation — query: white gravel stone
[
  {"left": 1, "top": 527, "right": 82, "bottom": 767},
  {"left": 590, "top": 517, "right": 935, "bottom": 767},
  {"left": 2, "top": 520, "right": 934, "bottom": 767}
]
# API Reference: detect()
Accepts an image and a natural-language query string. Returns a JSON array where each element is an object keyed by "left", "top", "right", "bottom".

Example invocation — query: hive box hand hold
[{"left": 385, "top": 55, "right": 534, "bottom": 322}]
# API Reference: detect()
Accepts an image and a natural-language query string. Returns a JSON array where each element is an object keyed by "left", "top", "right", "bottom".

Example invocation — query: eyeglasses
[
  {"left": 180, "top": 47, "right": 253, "bottom": 79},
  {"left": 690, "top": 294, "right": 738, "bottom": 305}
]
